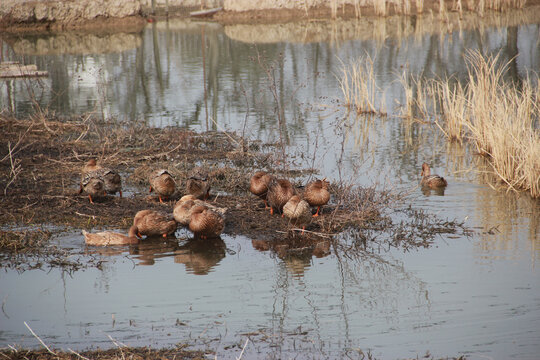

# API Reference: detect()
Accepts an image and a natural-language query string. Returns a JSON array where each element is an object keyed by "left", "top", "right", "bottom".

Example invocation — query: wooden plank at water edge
[
  {"left": 0, "top": 63, "right": 48, "bottom": 78},
  {"left": 190, "top": 7, "right": 222, "bottom": 18}
]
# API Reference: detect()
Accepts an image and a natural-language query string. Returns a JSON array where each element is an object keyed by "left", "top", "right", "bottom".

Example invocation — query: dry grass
[
  {"left": 337, "top": 55, "right": 386, "bottom": 116},
  {"left": 429, "top": 51, "right": 540, "bottom": 197}
]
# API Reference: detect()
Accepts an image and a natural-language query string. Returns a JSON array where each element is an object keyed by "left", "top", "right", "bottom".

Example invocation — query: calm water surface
[{"left": 1, "top": 12, "right": 539, "bottom": 359}]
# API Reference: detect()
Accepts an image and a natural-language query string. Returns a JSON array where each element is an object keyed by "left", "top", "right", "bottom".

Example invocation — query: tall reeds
[
  {"left": 337, "top": 56, "right": 386, "bottom": 115},
  {"left": 432, "top": 51, "right": 540, "bottom": 197}
]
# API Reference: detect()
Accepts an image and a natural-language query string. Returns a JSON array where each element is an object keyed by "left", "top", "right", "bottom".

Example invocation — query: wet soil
[
  {"left": 0, "top": 112, "right": 469, "bottom": 271},
  {"left": 0, "top": 346, "right": 209, "bottom": 360}
]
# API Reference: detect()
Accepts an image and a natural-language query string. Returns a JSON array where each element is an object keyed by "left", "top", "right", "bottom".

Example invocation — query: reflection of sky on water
[{"left": 0, "top": 15, "right": 539, "bottom": 359}]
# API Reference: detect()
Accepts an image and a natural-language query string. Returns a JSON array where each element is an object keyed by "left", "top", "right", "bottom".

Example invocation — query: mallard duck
[
  {"left": 304, "top": 178, "right": 330, "bottom": 217},
  {"left": 82, "top": 158, "right": 101, "bottom": 174},
  {"left": 79, "top": 171, "right": 106, "bottom": 204},
  {"left": 149, "top": 169, "right": 176, "bottom": 203},
  {"left": 249, "top": 171, "right": 274, "bottom": 208},
  {"left": 267, "top": 177, "right": 295, "bottom": 215},
  {"left": 283, "top": 195, "right": 311, "bottom": 233},
  {"left": 173, "top": 195, "right": 226, "bottom": 226},
  {"left": 133, "top": 210, "right": 177, "bottom": 238},
  {"left": 420, "top": 163, "right": 447, "bottom": 188},
  {"left": 186, "top": 170, "right": 210, "bottom": 200},
  {"left": 83, "top": 159, "right": 122, "bottom": 197},
  {"left": 189, "top": 205, "right": 224, "bottom": 239},
  {"left": 83, "top": 225, "right": 139, "bottom": 246}
]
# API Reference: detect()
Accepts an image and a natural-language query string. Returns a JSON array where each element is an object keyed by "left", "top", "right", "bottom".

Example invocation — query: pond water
[{"left": 1, "top": 11, "right": 539, "bottom": 360}]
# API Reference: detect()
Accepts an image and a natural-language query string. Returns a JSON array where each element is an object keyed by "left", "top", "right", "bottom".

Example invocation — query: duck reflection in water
[
  {"left": 129, "top": 238, "right": 180, "bottom": 266},
  {"left": 174, "top": 237, "right": 226, "bottom": 275},
  {"left": 421, "top": 186, "right": 446, "bottom": 196},
  {"left": 251, "top": 238, "right": 331, "bottom": 277}
]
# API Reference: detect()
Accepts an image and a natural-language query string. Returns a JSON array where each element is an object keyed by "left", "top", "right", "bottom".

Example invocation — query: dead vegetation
[
  {"left": 0, "top": 346, "right": 208, "bottom": 360},
  {"left": 0, "top": 111, "right": 468, "bottom": 270}
]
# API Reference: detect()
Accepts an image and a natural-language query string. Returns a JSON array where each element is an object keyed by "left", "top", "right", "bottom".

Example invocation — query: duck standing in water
[
  {"left": 266, "top": 177, "right": 295, "bottom": 215},
  {"left": 133, "top": 209, "right": 177, "bottom": 238},
  {"left": 186, "top": 169, "right": 211, "bottom": 200},
  {"left": 83, "top": 159, "right": 122, "bottom": 198},
  {"left": 283, "top": 195, "right": 312, "bottom": 233},
  {"left": 304, "top": 178, "right": 330, "bottom": 217},
  {"left": 420, "top": 163, "right": 448, "bottom": 189},
  {"left": 83, "top": 225, "right": 140, "bottom": 246},
  {"left": 189, "top": 205, "right": 225, "bottom": 239},
  {"left": 249, "top": 171, "right": 274, "bottom": 209},
  {"left": 149, "top": 169, "right": 176, "bottom": 203}
]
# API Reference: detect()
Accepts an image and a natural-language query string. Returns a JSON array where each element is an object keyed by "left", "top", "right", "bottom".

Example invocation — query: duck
[
  {"left": 82, "top": 225, "right": 139, "bottom": 246},
  {"left": 186, "top": 169, "right": 210, "bottom": 200},
  {"left": 83, "top": 159, "right": 122, "bottom": 197},
  {"left": 304, "top": 178, "right": 330, "bottom": 217},
  {"left": 266, "top": 177, "right": 295, "bottom": 215},
  {"left": 282, "top": 195, "right": 312, "bottom": 233},
  {"left": 149, "top": 169, "right": 176, "bottom": 203},
  {"left": 420, "top": 163, "right": 448, "bottom": 188},
  {"left": 173, "top": 196, "right": 198, "bottom": 226},
  {"left": 189, "top": 205, "right": 224, "bottom": 239},
  {"left": 82, "top": 158, "right": 101, "bottom": 174},
  {"left": 249, "top": 171, "right": 274, "bottom": 209},
  {"left": 173, "top": 195, "right": 226, "bottom": 226},
  {"left": 133, "top": 210, "right": 177, "bottom": 238},
  {"left": 79, "top": 171, "right": 106, "bottom": 204}
]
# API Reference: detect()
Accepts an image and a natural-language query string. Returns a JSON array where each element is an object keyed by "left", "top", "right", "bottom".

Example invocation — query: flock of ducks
[
  {"left": 81, "top": 159, "right": 222, "bottom": 246},
  {"left": 80, "top": 159, "right": 447, "bottom": 246},
  {"left": 250, "top": 171, "right": 331, "bottom": 233}
]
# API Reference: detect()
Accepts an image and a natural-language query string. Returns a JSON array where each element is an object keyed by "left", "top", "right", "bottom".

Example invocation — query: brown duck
[
  {"left": 186, "top": 170, "right": 210, "bottom": 200},
  {"left": 133, "top": 210, "right": 177, "bottom": 238},
  {"left": 83, "top": 159, "right": 122, "bottom": 197},
  {"left": 304, "top": 178, "right": 330, "bottom": 217},
  {"left": 420, "top": 163, "right": 448, "bottom": 188},
  {"left": 83, "top": 225, "right": 139, "bottom": 246},
  {"left": 249, "top": 171, "right": 274, "bottom": 208},
  {"left": 79, "top": 171, "right": 106, "bottom": 204},
  {"left": 283, "top": 195, "right": 312, "bottom": 233},
  {"left": 266, "top": 177, "right": 295, "bottom": 215},
  {"left": 149, "top": 169, "right": 176, "bottom": 203},
  {"left": 173, "top": 195, "right": 226, "bottom": 226},
  {"left": 189, "top": 205, "right": 224, "bottom": 239}
]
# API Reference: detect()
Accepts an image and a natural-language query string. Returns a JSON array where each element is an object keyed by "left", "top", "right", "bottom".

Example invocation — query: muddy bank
[
  {"left": 0, "top": 112, "right": 469, "bottom": 272},
  {"left": 3, "top": 0, "right": 540, "bottom": 32},
  {"left": 0, "top": 346, "right": 208, "bottom": 360}
]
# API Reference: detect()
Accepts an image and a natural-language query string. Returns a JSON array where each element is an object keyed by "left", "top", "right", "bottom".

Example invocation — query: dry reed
[
  {"left": 337, "top": 56, "right": 386, "bottom": 116},
  {"left": 431, "top": 50, "right": 540, "bottom": 197}
]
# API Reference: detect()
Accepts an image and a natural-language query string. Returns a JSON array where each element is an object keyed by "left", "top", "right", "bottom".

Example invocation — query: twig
[
  {"left": 236, "top": 338, "right": 249, "bottom": 360},
  {"left": 1, "top": 295, "right": 9, "bottom": 319},
  {"left": 75, "top": 212, "right": 96, "bottom": 219},
  {"left": 275, "top": 229, "right": 334, "bottom": 238},
  {"left": 68, "top": 348, "right": 91, "bottom": 360},
  {"left": 24, "top": 321, "right": 56, "bottom": 355}
]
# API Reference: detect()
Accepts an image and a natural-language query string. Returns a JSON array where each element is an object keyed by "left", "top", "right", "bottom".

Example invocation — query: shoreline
[{"left": 2, "top": 0, "right": 540, "bottom": 32}]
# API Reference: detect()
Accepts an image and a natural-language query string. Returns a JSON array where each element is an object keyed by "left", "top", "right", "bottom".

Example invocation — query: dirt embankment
[{"left": 3, "top": 0, "right": 540, "bottom": 32}]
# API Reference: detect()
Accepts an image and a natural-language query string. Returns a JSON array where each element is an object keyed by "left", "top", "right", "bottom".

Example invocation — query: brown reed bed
[
  {"left": 396, "top": 50, "right": 539, "bottom": 198},
  {"left": 432, "top": 51, "right": 539, "bottom": 197}
]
